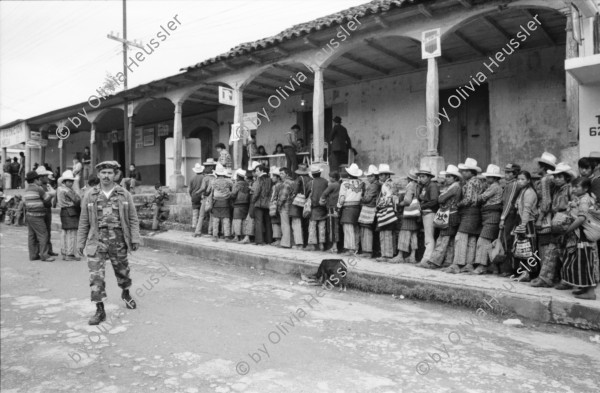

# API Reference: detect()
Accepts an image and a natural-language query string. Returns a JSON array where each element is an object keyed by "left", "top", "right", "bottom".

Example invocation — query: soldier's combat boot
[
  {"left": 88, "top": 302, "right": 106, "bottom": 325},
  {"left": 121, "top": 289, "right": 137, "bottom": 309}
]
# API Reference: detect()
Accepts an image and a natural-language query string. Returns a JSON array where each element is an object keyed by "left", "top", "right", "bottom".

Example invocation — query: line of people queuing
[{"left": 188, "top": 151, "right": 600, "bottom": 301}]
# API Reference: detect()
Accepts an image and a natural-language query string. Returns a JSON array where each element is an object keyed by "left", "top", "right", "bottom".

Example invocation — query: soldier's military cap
[{"left": 95, "top": 161, "right": 121, "bottom": 171}]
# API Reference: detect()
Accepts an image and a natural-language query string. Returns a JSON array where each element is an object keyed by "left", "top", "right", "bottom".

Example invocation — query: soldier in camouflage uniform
[{"left": 77, "top": 161, "right": 141, "bottom": 325}]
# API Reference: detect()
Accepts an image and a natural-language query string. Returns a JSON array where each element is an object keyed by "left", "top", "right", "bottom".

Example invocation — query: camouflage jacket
[{"left": 77, "top": 185, "right": 140, "bottom": 255}]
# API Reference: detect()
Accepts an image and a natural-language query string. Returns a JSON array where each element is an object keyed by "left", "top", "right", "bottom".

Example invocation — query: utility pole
[{"left": 107, "top": 0, "right": 143, "bottom": 171}]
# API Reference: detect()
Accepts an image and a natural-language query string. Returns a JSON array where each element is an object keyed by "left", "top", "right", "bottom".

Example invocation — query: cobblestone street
[{"left": 2, "top": 228, "right": 599, "bottom": 393}]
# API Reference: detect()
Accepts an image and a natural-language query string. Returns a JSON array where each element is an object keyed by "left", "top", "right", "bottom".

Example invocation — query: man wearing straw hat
[
  {"left": 36, "top": 165, "right": 59, "bottom": 257},
  {"left": 358, "top": 165, "right": 380, "bottom": 258},
  {"left": 498, "top": 163, "right": 521, "bottom": 276},
  {"left": 189, "top": 163, "right": 205, "bottom": 230},
  {"left": 416, "top": 166, "right": 439, "bottom": 265},
  {"left": 473, "top": 164, "right": 504, "bottom": 274},
  {"left": 252, "top": 164, "right": 273, "bottom": 245},
  {"left": 375, "top": 164, "right": 397, "bottom": 262},
  {"left": 337, "top": 163, "right": 364, "bottom": 256},
  {"left": 306, "top": 164, "right": 329, "bottom": 252},
  {"left": 443, "top": 158, "right": 483, "bottom": 274},
  {"left": 57, "top": 170, "right": 81, "bottom": 261},
  {"left": 208, "top": 163, "right": 233, "bottom": 241},
  {"left": 193, "top": 158, "right": 217, "bottom": 237},
  {"left": 78, "top": 160, "right": 140, "bottom": 325},
  {"left": 231, "top": 168, "right": 251, "bottom": 242}
]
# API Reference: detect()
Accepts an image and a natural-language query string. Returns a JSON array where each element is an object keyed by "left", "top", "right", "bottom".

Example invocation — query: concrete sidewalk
[
  {"left": 49, "top": 213, "right": 599, "bottom": 331},
  {"left": 141, "top": 229, "right": 600, "bottom": 331}
]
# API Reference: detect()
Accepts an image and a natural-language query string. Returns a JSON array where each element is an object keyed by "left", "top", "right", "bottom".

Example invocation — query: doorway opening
[{"left": 439, "top": 83, "right": 490, "bottom": 168}]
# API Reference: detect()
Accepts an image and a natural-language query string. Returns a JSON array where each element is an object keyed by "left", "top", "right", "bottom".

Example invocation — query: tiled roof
[{"left": 181, "top": 0, "right": 412, "bottom": 71}]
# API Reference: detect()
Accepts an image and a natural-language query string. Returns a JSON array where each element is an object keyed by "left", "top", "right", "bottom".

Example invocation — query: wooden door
[{"left": 439, "top": 84, "right": 490, "bottom": 168}]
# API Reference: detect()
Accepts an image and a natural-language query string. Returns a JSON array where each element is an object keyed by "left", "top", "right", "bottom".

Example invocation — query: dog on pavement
[{"left": 314, "top": 259, "right": 348, "bottom": 291}]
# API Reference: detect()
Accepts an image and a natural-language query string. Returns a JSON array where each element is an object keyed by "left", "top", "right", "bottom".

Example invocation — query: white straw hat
[
  {"left": 345, "top": 163, "right": 363, "bottom": 177},
  {"left": 482, "top": 164, "right": 502, "bottom": 178},
  {"left": 377, "top": 164, "right": 394, "bottom": 175},
  {"left": 60, "top": 170, "right": 76, "bottom": 181},
  {"left": 192, "top": 163, "right": 205, "bottom": 173},
  {"left": 535, "top": 152, "right": 557, "bottom": 169},
  {"left": 364, "top": 165, "right": 379, "bottom": 176},
  {"left": 458, "top": 158, "right": 481, "bottom": 172},
  {"left": 443, "top": 165, "right": 462, "bottom": 179}
]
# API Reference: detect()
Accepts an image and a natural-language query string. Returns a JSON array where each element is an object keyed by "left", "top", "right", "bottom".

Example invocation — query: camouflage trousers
[{"left": 88, "top": 228, "right": 132, "bottom": 303}]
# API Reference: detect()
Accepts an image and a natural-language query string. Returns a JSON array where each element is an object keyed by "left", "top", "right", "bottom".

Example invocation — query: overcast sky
[{"left": 0, "top": 0, "right": 368, "bottom": 125}]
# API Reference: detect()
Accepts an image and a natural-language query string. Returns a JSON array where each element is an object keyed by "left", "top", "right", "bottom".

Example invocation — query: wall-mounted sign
[
  {"left": 218, "top": 86, "right": 235, "bottom": 106},
  {"left": 26, "top": 140, "right": 41, "bottom": 147},
  {"left": 29, "top": 131, "right": 41, "bottom": 140},
  {"left": 422, "top": 28, "right": 441, "bottom": 59},
  {"left": 157, "top": 123, "right": 170, "bottom": 137},
  {"left": 0, "top": 122, "right": 28, "bottom": 148},
  {"left": 243, "top": 112, "right": 258, "bottom": 130},
  {"left": 143, "top": 127, "right": 155, "bottom": 147},
  {"left": 135, "top": 127, "right": 143, "bottom": 148}
]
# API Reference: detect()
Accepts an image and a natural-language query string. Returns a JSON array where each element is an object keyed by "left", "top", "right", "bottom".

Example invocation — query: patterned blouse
[
  {"left": 458, "top": 177, "right": 484, "bottom": 208},
  {"left": 57, "top": 185, "right": 81, "bottom": 208},
  {"left": 478, "top": 181, "right": 503, "bottom": 207},
  {"left": 337, "top": 179, "right": 364, "bottom": 208},
  {"left": 551, "top": 183, "right": 571, "bottom": 213},
  {"left": 277, "top": 179, "right": 295, "bottom": 211},
  {"left": 210, "top": 177, "right": 233, "bottom": 200},
  {"left": 438, "top": 182, "right": 462, "bottom": 211},
  {"left": 377, "top": 179, "right": 396, "bottom": 208}
]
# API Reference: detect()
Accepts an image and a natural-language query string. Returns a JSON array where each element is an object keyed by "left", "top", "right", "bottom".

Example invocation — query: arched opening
[
  {"left": 132, "top": 98, "right": 175, "bottom": 185},
  {"left": 437, "top": 6, "right": 567, "bottom": 169}
]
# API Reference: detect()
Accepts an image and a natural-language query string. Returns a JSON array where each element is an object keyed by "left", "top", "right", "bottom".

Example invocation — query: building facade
[{"left": 2, "top": 0, "right": 598, "bottom": 189}]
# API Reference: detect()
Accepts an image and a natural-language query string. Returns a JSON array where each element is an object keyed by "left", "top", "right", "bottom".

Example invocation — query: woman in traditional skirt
[
  {"left": 337, "top": 164, "right": 364, "bottom": 256},
  {"left": 277, "top": 168, "right": 295, "bottom": 248},
  {"left": 231, "top": 169, "right": 250, "bottom": 242},
  {"left": 210, "top": 164, "right": 233, "bottom": 242},
  {"left": 531, "top": 163, "right": 575, "bottom": 287},
  {"left": 376, "top": 164, "right": 397, "bottom": 262},
  {"left": 358, "top": 165, "right": 381, "bottom": 259},
  {"left": 269, "top": 167, "right": 283, "bottom": 246},
  {"left": 289, "top": 164, "right": 311, "bottom": 249},
  {"left": 531, "top": 152, "right": 558, "bottom": 278},
  {"left": 511, "top": 171, "right": 539, "bottom": 282},
  {"left": 391, "top": 169, "right": 420, "bottom": 263},
  {"left": 306, "top": 165, "right": 329, "bottom": 252},
  {"left": 444, "top": 158, "right": 484, "bottom": 274},
  {"left": 419, "top": 165, "right": 462, "bottom": 269},
  {"left": 472, "top": 164, "right": 504, "bottom": 274},
  {"left": 320, "top": 171, "right": 341, "bottom": 253},
  {"left": 241, "top": 163, "right": 259, "bottom": 244},
  {"left": 561, "top": 177, "right": 599, "bottom": 300},
  {"left": 57, "top": 170, "right": 81, "bottom": 261}
]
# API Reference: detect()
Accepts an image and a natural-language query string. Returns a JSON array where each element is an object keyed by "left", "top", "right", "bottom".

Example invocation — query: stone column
[
  {"left": 59, "top": 139, "right": 65, "bottom": 173},
  {"left": 421, "top": 57, "right": 445, "bottom": 177},
  {"left": 426, "top": 57, "right": 439, "bottom": 156},
  {"left": 233, "top": 87, "right": 244, "bottom": 169},
  {"left": 127, "top": 115, "right": 135, "bottom": 168},
  {"left": 169, "top": 100, "right": 185, "bottom": 191},
  {"left": 90, "top": 122, "right": 97, "bottom": 169},
  {"left": 565, "top": 15, "right": 579, "bottom": 145},
  {"left": 312, "top": 67, "right": 325, "bottom": 163}
]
